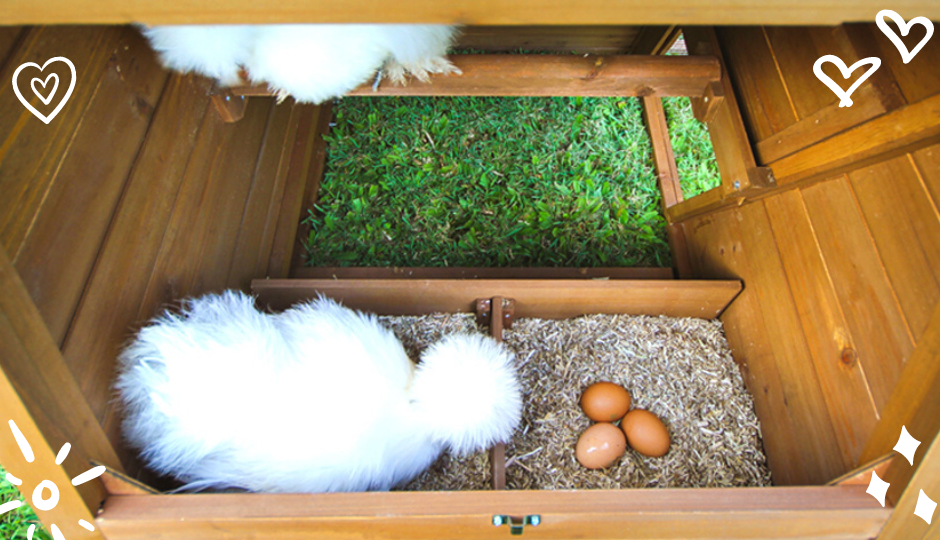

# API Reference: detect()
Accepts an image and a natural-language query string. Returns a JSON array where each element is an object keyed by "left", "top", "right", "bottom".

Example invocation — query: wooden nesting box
[{"left": 1, "top": 3, "right": 939, "bottom": 539}]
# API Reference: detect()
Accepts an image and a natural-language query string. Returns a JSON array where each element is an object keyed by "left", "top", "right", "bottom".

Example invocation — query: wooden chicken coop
[{"left": 1, "top": 2, "right": 939, "bottom": 539}]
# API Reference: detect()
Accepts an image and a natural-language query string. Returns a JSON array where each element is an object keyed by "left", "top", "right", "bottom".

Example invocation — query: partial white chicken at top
[
  {"left": 115, "top": 291, "right": 521, "bottom": 493},
  {"left": 140, "top": 24, "right": 460, "bottom": 104}
]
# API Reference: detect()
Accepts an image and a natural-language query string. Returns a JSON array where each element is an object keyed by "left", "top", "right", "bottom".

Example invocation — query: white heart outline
[
  {"left": 30, "top": 73, "right": 59, "bottom": 106},
  {"left": 876, "top": 9, "right": 934, "bottom": 64},
  {"left": 12, "top": 57, "right": 76, "bottom": 125},
  {"left": 813, "top": 55, "right": 882, "bottom": 108}
]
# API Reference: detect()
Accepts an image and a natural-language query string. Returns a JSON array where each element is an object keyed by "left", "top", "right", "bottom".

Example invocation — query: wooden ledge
[
  {"left": 251, "top": 278, "right": 742, "bottom": 319},
  {"left": 230, "top": 54, "right": 721, "bottom": 98}
]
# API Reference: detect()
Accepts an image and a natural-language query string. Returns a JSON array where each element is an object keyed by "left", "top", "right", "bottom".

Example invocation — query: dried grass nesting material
[{"left": 381, "top": 313, "right": 772, "bottom": 491}]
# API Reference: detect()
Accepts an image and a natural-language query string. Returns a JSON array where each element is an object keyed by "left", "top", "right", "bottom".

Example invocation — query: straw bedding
[{"left": 380, "top": 312, "right": 772, "bottom": 491}]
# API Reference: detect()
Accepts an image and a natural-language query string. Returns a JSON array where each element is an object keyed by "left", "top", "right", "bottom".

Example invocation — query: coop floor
[
  {"left": 302, "top": 96, "right": 719, "bottom": 268},
  {"left": 381, "top": 313, "right": 771, "bottom": 491}
]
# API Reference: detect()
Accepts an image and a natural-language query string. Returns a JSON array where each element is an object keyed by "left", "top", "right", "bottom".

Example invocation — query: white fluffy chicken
[
  {"left": 115, "top": 291, "right": 521, "bottom": 493},
  {"left": 141, "top": 24, "right": 460, "bottom": 104}
]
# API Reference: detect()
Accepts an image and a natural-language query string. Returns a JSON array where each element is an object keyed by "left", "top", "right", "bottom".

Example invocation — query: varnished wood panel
[
  {"left": 801, "top": 177, "right": 912, "bottom": 412},
  {"left": 716, "top": 27, "right": 796, "bottom": 143},
  {"left": 872, "top": 17, "right": 940, "bottom": 105},
  {"left": 764, "top": 190, "right": 878, "bottom": 466},
  {"left": 0, "top": 26, "right": 120, "bottom": 256},
  {"left": 0, "top": 246, "right": 117, "bottom": 516},
  {"left": 96, "top": 487, "right": 888, "bottom": 540},
  {"left": 60, "top": 74, "right": 214, "bottom": 464},
  {"left": 912, "top": 144, "right": 940, "bottom": 209},
  {"left": 849, "top": 155, "right": 940, "bottom": 341},
  {"left": 7, "top": 0, "right": 938, "bottom": 25},
  {"left": 13, "top": 27, "right": 168, "bottom": 344},
  {"left": 0, "top": 25, "right": 23, "bottom": 68},
  {"left": 684, "top": 204, "right": 845, "bottom": 484}
]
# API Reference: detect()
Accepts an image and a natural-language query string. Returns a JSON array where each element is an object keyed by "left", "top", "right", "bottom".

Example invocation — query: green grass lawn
[
  {"left": 0, "top": 464, "right": 51, "bottom": 540},
  {"left": 302, "top": 95, "right": 718, "bottom": 268}
]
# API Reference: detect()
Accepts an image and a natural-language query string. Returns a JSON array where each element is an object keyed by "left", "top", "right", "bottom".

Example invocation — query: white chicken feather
[
  {"left": 115, "top": 291, "right": 521, "bottom": 493},
  {"left": 139, "top": 24, "right": 459, "bottom": 104}
]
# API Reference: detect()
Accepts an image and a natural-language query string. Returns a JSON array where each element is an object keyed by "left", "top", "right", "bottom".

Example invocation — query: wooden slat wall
[
  {"left": 684, "top": 24, "right": 940, "bottom": 485},
  {"left": 0, "top": 25, "right": 326, "bottom": 476}
]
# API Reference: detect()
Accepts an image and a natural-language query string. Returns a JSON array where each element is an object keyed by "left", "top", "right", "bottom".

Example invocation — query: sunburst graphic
[{"left": 2, "top": 420, "right": 104, "bottom": 539}]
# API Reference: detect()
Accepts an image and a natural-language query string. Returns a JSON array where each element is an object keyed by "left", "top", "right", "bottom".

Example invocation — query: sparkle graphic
[
  {"left": 894, "top": 425, "right": 921, "bottom": 466},
  {"left": 1, "top": 419, "right": 106, "bottom": 539},
  {"left": 867, "top": 470, "right": 890, "bottom": 507},
  {"left": 914, "top": 489, "right": 937, "bottom": 525}
]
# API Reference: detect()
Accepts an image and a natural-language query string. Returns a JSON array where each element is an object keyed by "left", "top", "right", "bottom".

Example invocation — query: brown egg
[
  {"left": 580, "top": 382, "right": 631, "bottom": 422},
  {"left": 575, "top": 423, "right": 627, "bottom": 469},
  {"left": 621, "top": 409, "right": 670, "bottom": 457}
]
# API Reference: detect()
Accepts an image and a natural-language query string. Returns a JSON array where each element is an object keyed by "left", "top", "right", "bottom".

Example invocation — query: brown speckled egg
[
  {"left": 580, "top": 382, "right": 631, "bottom": 422},
  {"left": 575, "top": 423, "right": 626, "bottom": 469},
  {"left": 621, "top": 409, "right": 670, "bottom": 457}
]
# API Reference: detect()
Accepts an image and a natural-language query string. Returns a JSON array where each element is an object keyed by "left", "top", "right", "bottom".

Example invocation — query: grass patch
[
  {"left": 303, "top": 95, "right": 718, "bottom": 268},
  {"left": 663, "top": 97, "right": 720, "bottom": 198},
  {"left": 0, "top": 464, "right": 51, "bottom": 540}
]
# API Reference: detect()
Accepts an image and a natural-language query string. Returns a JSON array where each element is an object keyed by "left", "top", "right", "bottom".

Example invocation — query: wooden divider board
[
  {"left": 95, "top": 487, "right": 888, "bottom": 540},
  {"left": 252, "top": 278, "right": 741, "bottom": 319},
  {"left": 232, "top": 55, "right": 720, "bottom": 98}
]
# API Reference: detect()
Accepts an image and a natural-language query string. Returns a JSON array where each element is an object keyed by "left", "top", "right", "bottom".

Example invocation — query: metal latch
[
  {"left": 493, "top": 514, "right": 540, "bottom": 535},
  {"left": 475, "top": 297, "right": 516, "bottom": 329}
]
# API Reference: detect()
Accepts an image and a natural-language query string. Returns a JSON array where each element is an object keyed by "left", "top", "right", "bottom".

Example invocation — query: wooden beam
[
  {"left": 252, "top": 278, "right": 741, "bottom": 319},
  {"left": 96, "top": 487, "right": 888, "bottom": 540},
  {"left": 770, "top": 93, "right": 940, "bottom": 187},
  {"left": 640, "top": 96, "right": 692, "bottom": 278},
  {"left": 860, "top": 301, "right": 940, "bottom": 465},
  {"left": 0, "top": 245, "right": 110, "bottom": 538},
  {"left": 232, "top": 55, "right": 720, "bottom": 99},
  {"left": 879, "top": 430, "right": 940, "bottom": 540},
  {"left": 291, "top": 266, "right": 675, "bottom": 280},
  {"left": 5, "top": 1, "right": 939, "bottom": 25},
  {"left": 828, "top": 454, "right": 895, "bottom": 486}
]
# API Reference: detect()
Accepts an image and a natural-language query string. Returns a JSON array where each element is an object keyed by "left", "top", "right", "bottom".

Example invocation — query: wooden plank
[
  {"left": 770, "top": 94, "right": 940, "bottom": 186},
  {"left": 860, "top": 302, "right": 940, "bottom": 466},
  {"left": 267, "top": 104, "right": 323, "bottom": 278},
  {"left": 0, "top": 365, "right": 106, "bottom": 540},
  {"left": 0, "top": 25, "right": 23, "bottom": 68},
  {"left": 880, "top": 429, "right": 940, "bottom": 540},
  {"left": 252, "top": 279, "right": 742, "bottom": 319},
  {"left": 292, "top": 266, "right": 675, "bottom": 280},
  {"left": 683, "top": 27, "right": 769, "bottom": 197},
  {"left": 754, "top": 25, "right": 902, "bottom": 164},
  {"left": 871, "top": 18, "right": 940, "bottom": 106},
  {"left": 764, "top": 190, "right": 878, "bottom": 466},
  {"left": 0, "top": 26, "right": 120, "bottom": 257},
  {"left": 13, "top": 27, "right": 169, "bottom": 345},
  {"left": 685, "top": 204, "right": 846, "bottom": 483},
  {"left": 912, "top": 144, "right": 940, "bottom": 212},
  {"left": 641, "top": 95, "right": 691, "bottom": 278},
  {"left": 232, "top": 55, "right": 720, "bottom": 98},
  {"left": 60, "top": 73, "right": 213, "bottom": 449},
  {"left": 96, "top": 487, "right": 888, "bottom": 540},
  {"left": 210, "top": 90, "right": 248, "bottom": 123},
  {"left": 457, "top": 26, "right": 640, "bottom": 54},
  {"left": 290, "top": 101, "right": 333, "bottom": 273},
  {"left": 0, "top": 246, "right": 119, "bottom": 515},
  {"left": 665, "top": 187, "right": 740, "bottom": 224},
  {"left": 226, "top": 100, "right": 300, "bottom": 289},
  {"left": 7, "top": 0, "right": 938, "bottom": 25},
  {"left": 801, "top": 177, "right": 913, "bottom": 412},
  {"left": 682, "top": 211, "right": 805, "bottom": 484},
  {"left": 714, "top": 27, "right": 797, "bottom": 143},
  {"left": 828, "top": 454, "right": 895, "bottom": 486},
  {"left": 849, "top": 155, "right": 940, "bottom": 341}
]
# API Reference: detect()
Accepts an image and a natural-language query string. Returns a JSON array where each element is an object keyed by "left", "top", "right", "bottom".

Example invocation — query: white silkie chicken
[
  {"left": 115, "top": 291, "right": 521, "bottom": 493},
  {"left": 140, "top": 24, "right": 460, "bottom": 104}
]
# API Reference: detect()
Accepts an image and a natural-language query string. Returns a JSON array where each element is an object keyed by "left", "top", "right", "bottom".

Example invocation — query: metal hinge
[{"left": 493, "top": 514, "right": 541, "bottom": 535}]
